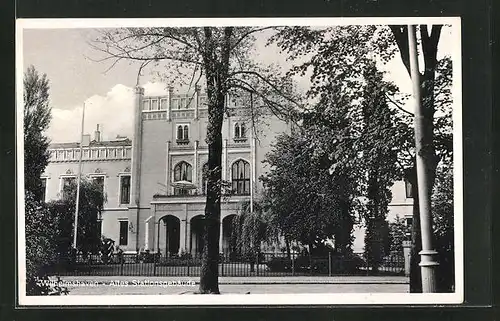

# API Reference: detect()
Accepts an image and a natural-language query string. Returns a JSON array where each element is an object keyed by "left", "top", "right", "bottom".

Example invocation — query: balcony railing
[{"left": 49, "top": 146, "right": 132, "bottom": 162}]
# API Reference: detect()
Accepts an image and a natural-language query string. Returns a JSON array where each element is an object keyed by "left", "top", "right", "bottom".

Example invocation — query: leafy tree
[
  {"left": 231, "top": 200, "right": 271, "bottom": 271},
  {"left": 359, "top": 62, "right": 402, "bottom": 272},
  {"left": 271, "top": 25, "right": 453, "bottom": 292},
  {"left": 388, "top": 216, "right": 411, "bottom": 254},
  {"left": 25, "top": 191, "right": 58, "bottom": 295},
  {"left": 261, "top": 132, "right": 354, "bottom": 254},
  {"left": 289, "top": 61, "right": 404, "bottom": 271},
  {"left": 47, "top": 178, "right": 105, "bottom": 257},
  {"left": 24, "top": 65, "right": 57, "bottom": 295},
  {"left": 432, "top": 162, "right": 454, "bottom": 292},
  {"left": 92, "top": 27, "right": 298, "bottom": 293},
  {"left": 24, "top": 65, "right": 52, "bottom": 202}
]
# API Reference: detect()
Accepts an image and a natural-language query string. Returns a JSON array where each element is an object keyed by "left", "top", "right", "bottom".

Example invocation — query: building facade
[{"left": 43, "top": 86, "right": 413, "bottom": 256}]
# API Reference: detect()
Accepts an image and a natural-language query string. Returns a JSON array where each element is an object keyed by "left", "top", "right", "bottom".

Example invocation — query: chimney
[{"left": 94, "top": 124, "right": 101, "bottom": 142}]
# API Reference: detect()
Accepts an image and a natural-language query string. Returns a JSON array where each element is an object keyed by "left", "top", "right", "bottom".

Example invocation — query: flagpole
[
  {"left": 73, "top": 102, "right": 86, "bottom": 249},
  {"left": 249, "top": 91, "right": 254, "bottom": 215}
]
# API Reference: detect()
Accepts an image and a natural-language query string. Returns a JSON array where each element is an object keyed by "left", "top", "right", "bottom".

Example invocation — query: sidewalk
[
  {"left": 57, "top": 275, "right": 409, "bottom": 285},
  {"left": 50, "top": 276, "right": 409, "bottom": 295}
]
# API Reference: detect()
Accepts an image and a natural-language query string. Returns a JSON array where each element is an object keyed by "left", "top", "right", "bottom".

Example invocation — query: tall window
[
  {"left": 92, "top": 176, "right": 105, "bottom": 194},
  {"left": 119, "top": 221, "right": 128, "bottom": 246},
  {"left": 61, "top": 177, "right": 76, "bottom": 199},
  {"left": 231, "top": 160, "right": 250, "bottom": 195},
  {"left": 120, "top": 175, "right": 131, "bottom": 204},
  {"left": 201, "top": 163, "right": 209, "bottom": 195},
  {"left": 234, "top": 123, "right": 247, "bottom": 140},
  {"left": 405, "top": 179, "right": 413, "bottom": 198},
  {"left": 172, "top": 98, "right": 179, "bottom": 110},
  {"left": 173, "top": 161, "right": 193, "bottom": 195},
  {"left": 41, "top": 177, "right": 47, "bottom": 202},
  {"left": 176, "top": 124, "right": 189, "bottom": 144},
  {"left": 234, "top": 123, "right": 240, "bottom": 138},
  {"left": 177, "top": 125, "right": 183, "bottom": 139},
  {"left": 151, "top": 99, "right": 159, "bottom": 111}
]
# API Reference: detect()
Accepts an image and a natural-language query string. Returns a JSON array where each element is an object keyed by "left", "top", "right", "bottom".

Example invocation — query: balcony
[
  {"left": 233, "top": 137, "right": 247, "bottom": 143},
  {"left": 176, "top": 138, "right": 190, "bottom": 145}
]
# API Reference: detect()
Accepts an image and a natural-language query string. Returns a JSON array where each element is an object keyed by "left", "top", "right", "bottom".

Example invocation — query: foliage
[
  {"left": 432, "top": 163, "right": 454, "bottom": 292},
  {"left": 261, "top": 131, "right": 354, "bottom": 252},
  {"left": 388, "top": 216, "right": 411, "bottom": 254},
  {"left": 264, "top": 61, "right": 403, "bottom": 268},
  {"left": 92, "top": 26, "right": 301, "bottom": 294},
  {"left": 23, "top": 66, "right": 58, "bottom": 295},
  {"left": 24, "top": 65, "right": 52, "bottom": 202},
  {"left": 364, "top": 218, "right": 391, "bottom": 272},
  {"left": 46, "top": 178, "right": 105, "bottom": 257},
  {"left": 231, "top": 200, "right": 274, "bottom": 259},
  {"left": 25, "top": 191, "right": 59, "bottom": 295},
  {"left": 156, "top": 257, "right": 203, "bottom": 267},
  {"left": 359, "top": 63, "right": 403, "bottom": 271},
  {"left": 265, "top": 252, "right": 365, "bottom": 274},
  {"left": 271, "top": 24, "right": 454, "bottom": 292}
]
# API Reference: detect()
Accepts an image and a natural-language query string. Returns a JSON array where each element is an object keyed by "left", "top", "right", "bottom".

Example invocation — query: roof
[{"left": 49, "top": 138, "right": 132, "bottom": 149}]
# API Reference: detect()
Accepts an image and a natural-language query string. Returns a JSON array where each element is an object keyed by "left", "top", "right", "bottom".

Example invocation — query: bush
[
  {"left": 266, "top": 252, "right": 365, "bottom": 274},
  {"left": 156, "top": 256, "right": 203, "bottom": 267},
  {"left": 25, "top": 191, "right": 60, "bottom": 295},
  {"left": 266, "top": 257, "right": 292, "bottom": 272},
  {"left": 138, "top": 250, "right": 160, "bottom": 263}
]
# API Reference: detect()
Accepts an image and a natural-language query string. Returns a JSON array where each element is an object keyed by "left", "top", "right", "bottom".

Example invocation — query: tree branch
[
  {"left": 230, "top": 27, "right": 277, "bottom": 51},
  {"left": 228, "top": 70, "right": 303, "bottom": 109},
  {"left": 420, "top": 25, "right": 442, "bottom": 72},
  {"left": 389, "top": 25, "right": 412, "bottom": 77},
  {"left": 384, "top": 93, "right": 414, "bottom": 116},
  {"left": 230, "top": 79, "right": 299, "bottom": 127},
  {"left": 135, "top": 60, "right": 152, "bottom": 86}
]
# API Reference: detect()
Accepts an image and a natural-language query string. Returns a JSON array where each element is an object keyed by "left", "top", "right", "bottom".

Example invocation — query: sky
[{"left": 21, "top": 24, "right": 456, "bottom": 143}]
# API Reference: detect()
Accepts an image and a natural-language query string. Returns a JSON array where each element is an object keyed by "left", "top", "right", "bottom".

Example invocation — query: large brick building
[{"left": 42, "top": 86, "right": 413, "bottom": 256}]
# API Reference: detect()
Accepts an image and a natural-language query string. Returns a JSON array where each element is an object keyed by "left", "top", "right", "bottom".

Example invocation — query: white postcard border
[{"left": 16, "top": 17, "right": 463, "bottom": 306}]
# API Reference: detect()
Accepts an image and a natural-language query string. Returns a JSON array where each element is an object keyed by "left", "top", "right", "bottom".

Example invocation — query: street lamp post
[{"left": 407, "top": 24, "right": 439, "bottom": 292}]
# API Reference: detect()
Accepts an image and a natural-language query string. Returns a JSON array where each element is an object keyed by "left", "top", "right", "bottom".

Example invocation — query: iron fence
[{"left": 47, "top": 251, "right": 405, "bottom": 277}]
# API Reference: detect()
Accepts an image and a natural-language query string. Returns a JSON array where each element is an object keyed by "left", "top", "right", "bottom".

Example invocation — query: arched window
[
  {"left": 231, "top": 159, "right": 250, "bottom": 195},
  {"left": 201, "top": 163, "right": 209, "bottom": 195},
  {"left": 240, "top": 123, "right": 246, "bottom": 138},
  {"left": 234, "top": 122, "right": 247, "bottom": 141},
  {"left": 234, "top": 123, "right": 240, "bottom": 138},
  {"left": 177, "top": 125, "right": 183, "bottom": 140},
  {"left": 176, "top": 124, "right": 190, "bottom": 144},
  {"left": 173, "top": 161, "right": 193, "bottom": 195}
]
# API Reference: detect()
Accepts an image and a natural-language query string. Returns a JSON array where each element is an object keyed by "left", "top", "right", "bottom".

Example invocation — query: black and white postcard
[{"left": 16, "top": 17, "right": 463, "bottom": 305}]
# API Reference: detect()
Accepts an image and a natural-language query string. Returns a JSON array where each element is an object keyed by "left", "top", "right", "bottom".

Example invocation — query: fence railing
[{"left": 47, "top": 251, "right": 405, "bottom": 277}]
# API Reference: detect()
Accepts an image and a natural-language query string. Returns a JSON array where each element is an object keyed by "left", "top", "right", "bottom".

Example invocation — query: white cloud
[
  {"left": 47, "top": 84, "right": 135, "bottom": 143},
  {"left": 47, "top": 81, "right": 186, "bottom": 143}
]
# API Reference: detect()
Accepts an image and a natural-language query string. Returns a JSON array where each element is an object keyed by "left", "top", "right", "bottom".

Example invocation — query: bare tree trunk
[
  {"left": 199, "top": 101, "right": 224, "bottom": 294},
  {"left": 198, "top": 27, "right": 233, "bottom": 294}
]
